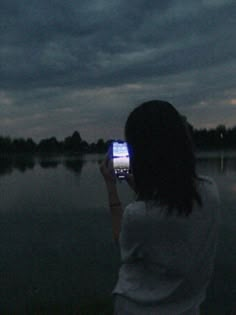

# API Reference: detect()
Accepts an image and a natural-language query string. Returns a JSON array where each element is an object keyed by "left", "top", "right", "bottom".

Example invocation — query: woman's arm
[{"left": 100, "top": 156, "right": 123, "bottom": 242}]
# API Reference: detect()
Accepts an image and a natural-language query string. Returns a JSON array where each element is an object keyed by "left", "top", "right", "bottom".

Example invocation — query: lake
[{"left": 0, "top": 153, "right": 235, "bottom": 314}]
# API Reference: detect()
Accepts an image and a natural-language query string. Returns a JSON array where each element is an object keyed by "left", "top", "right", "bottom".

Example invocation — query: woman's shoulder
[
  {"left": 197, "top": 174, "right": 215, "bottom": 184},
  {"left": 196, "top": 175, "right": 218, "bottom": 193},
  {"left": 196, "top": 175, "right": 220, "bottom": 208}
]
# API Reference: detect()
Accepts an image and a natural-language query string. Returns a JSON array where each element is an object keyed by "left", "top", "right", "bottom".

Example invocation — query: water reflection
[
  {"left": 0, "top": 156, "right": 35, "bottom": 175},
  {"left": 0, "top": 156, "right": 86, "bottom": 176},
  {"left": 39, "top": 160, "right": 60, "bottom": 169},
  {"left": 0, "top": 153, "right": 235, "bottom": 180},
  {"left": 0, "top": 153, "right": 235, "bottom": 314},
  {"left": 197, "top": 155, "right": 236, "bottom": 175},
  {"left": 63, "top": 159, "right": 85, "bottom": 175}
]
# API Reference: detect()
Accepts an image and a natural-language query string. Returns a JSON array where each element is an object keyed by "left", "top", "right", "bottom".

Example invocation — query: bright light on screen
[{"left": 113, "top": 142, "right": 130, "bottom": 172}]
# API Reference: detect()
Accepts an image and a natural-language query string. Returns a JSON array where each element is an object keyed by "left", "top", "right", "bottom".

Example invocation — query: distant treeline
[
  {"left": 0, "top": 125, "right": 236, "bottom": 155},
  {"left": 191, "top": 125, "right": 236, "bottom": 150},
  {"left": 0, "top": 131, "right": 109, "bottom": 155}
]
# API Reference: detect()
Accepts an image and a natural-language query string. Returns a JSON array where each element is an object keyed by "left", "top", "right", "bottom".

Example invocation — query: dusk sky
[{"left": 1, "top": 0, "right": 236, "bottom": 143}]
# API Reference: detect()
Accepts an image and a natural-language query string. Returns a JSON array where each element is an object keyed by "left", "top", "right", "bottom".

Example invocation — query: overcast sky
[{"left": 1, "top": 0, "right": 235, "bottom": 142}]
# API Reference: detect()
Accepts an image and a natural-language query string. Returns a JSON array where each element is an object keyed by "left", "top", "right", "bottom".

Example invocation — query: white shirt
[{"left": 113, "top": 176, "right": 220, "bottom": 315}]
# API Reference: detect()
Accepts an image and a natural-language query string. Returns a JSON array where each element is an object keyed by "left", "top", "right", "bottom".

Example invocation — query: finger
[
  {"left": 126, "top": 174, "right": 136, "bottom": 190},
  {"left": 100, "top": 155, "right": 114, "bottom": 178},
  {"left": 100, "top": 160, "right": 108, "bottom": 174},
  {"left": 99, "top": 153, "right": 109, "bottom": 167},
  {"left": 105, "top": 153, "right": 111, "bottom": 167}
]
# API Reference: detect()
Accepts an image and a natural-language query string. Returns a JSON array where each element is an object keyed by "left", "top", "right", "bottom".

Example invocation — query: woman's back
[{"left": 113, "top": 176, "right": 220, "bottom": 315}]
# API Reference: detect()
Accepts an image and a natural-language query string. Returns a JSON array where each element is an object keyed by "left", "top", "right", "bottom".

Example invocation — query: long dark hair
[{"left": 125, "top": 100, "right": 202, "bottom": 216}]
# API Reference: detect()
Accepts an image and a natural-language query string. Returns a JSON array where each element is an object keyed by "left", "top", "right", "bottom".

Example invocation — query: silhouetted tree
[
  {"left": 88, "top": 142, "right": 97, "bottom": 153},
  {"left": 227, "top": 126, "right": 236, "bottom": 148},
  {"left": 11, "top": 138, "right": 37, "bottom": 153},
  {"left": 64, "top": 131, "right": 82, "bottom": 153},
  {"left": 80, "top": 140, "right": 89, "bottom": 152},
  {"left": 96, "top": 139, "right": 106, "bottom": 153},
  {"left": 193, "top": 124, "right": 235, "bottom": 150},
  {"left": 37, "top": 137, "right": 62, "bottom": 153},
  {"left": 25, "top": 138, "right": 37, "bottom": 153},
  {"left": 0, "top": 136, "right": 12, "bottom": 154}
]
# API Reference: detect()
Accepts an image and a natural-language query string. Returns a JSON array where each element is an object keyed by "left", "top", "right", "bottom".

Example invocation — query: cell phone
[{"left": 109, "top": 141, "right": 130, "bottom": 179}]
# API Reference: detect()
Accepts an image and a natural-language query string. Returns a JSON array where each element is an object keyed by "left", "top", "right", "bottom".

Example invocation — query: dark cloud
[{"left": 0, "top": 0, "right": 235, "bottom": 140}]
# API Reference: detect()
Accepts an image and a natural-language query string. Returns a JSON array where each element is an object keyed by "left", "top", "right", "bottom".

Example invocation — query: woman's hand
[
  {"left": 99, "top": 154, "right": 116, "bottom": 186},
  {"left": 125, "top": 174, "right": 136, "bottom": 192},
  {"left": 100, "top": 154, "right": 123, "bottom": 242}
]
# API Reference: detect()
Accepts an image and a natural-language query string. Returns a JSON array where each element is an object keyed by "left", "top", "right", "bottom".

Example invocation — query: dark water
[{"left": 0, "top": 153, "right": 235, "bottom": 314}]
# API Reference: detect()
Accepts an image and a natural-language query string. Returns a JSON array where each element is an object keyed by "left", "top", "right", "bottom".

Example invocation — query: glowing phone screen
[{"left": 112, "top": 142, "right": 130, "bottom": 178}]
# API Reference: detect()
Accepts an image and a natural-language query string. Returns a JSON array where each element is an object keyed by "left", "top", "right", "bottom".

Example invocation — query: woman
[{"left": 100, "top": 100, "right": 220, "bottom": 315}]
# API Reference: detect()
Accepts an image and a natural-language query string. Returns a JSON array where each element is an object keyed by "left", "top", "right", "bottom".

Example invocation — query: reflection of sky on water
[
  {"left": 0, "top": 156, "right": 85, "bottom": 177},
  {"left": 0, "top": 153, "right": 235, "bottom": 313},
  {"left": 0, "top": 152, "right": 235, "bottom": 176},
  {"left": 0, "top": 153, "right": 235, "bottom": 211},
  {"left": 197, "top": 156, "right": 236, "bottom": 175}
]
